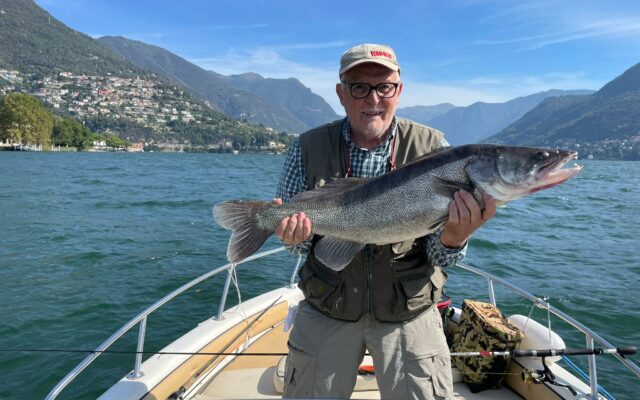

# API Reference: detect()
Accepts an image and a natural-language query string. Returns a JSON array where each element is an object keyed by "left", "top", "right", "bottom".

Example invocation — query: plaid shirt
[{"left": 275, "top": 117, "right": 466, "bottom": 267}]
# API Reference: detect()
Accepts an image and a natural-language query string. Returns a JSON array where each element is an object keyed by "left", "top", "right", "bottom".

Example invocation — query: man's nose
[{"left": 364, "top": 89, "right": 381, "bottom": 103}]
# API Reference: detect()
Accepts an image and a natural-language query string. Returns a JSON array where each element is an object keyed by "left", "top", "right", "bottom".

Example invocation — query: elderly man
[{"left": 274, "top": 43, "right": 496, "bottom": 399}]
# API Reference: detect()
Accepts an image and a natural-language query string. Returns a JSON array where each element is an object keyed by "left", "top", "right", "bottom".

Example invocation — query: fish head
[{"left": 466, "top": 145, "right": 582, "bottom": 202}]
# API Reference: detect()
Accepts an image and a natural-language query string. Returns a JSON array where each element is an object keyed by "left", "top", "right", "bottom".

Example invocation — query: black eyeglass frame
[{"left": 341, "top": 82, "right": 401, "bottom": 99}]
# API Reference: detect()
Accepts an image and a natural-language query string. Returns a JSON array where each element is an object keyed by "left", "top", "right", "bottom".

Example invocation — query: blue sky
[{"left": 36, "top": 0, "right": 640, "bottom": 114}]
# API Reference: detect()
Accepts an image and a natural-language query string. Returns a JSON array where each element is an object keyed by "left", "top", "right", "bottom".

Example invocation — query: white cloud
[
  {"left": 528, "top": 18, "right": 640, "bottom": 50},
  {"left": 400, "top": 81, "right": 506, "bottom": 107},
  {"left": 188, "top": 45, "right": 606, "bottom": 112},
  {"left": 476, "top": 1, "right": 640, "bottom": 50},
  {"left": 400, "top": 71, "right": 602, "bottom": 107},
  {"left": 190, "top": 46, "right": 345, "bottom": 113}
]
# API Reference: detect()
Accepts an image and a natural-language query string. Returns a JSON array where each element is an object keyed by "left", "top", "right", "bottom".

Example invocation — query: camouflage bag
[{"left": 451, "top": 299, "right": 523, "bottom": 393}]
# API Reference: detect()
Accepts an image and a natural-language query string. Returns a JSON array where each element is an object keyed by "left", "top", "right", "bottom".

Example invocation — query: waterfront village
[
  {"left": 1, "top": 69, "right": 638, "bottom": 158},
  {"left": 0, "top": 68, "right": 286, "bottom": 153}
]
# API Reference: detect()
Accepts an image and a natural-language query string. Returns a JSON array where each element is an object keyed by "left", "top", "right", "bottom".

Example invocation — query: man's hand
[
  {"left": 440, "top": 190, "right": 496, "bottom": 248},
  {"left": 273, "top": 198, "right": 313, "bottom": 245}
]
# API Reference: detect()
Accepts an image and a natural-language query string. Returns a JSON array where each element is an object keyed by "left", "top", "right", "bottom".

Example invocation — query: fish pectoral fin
[
  {"left": 314, "top": 237, "right": 365, "bottom": 272},
  {"left": 425, "top": 216, "right": 447, "bottom": 233},
  {"left": 432, "top": 176, "right": 474, "bottom": 194}
]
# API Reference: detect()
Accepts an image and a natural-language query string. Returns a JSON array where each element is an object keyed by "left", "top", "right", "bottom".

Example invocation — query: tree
[
  {"left": 0, "top": 93, "right": 53, "bottom": 145},
  {"left": 52, "top": 117, "right": 96, "bottom": 149},
  {"left": 105, "top": 134, "right": 129, "bottom": 149}
]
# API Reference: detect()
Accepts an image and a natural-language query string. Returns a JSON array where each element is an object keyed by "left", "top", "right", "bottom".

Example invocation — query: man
[{"left": 274, "top": 43, "right": 496, "bottom": 399}]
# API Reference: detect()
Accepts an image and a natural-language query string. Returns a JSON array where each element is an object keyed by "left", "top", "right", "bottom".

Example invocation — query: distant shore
[{"left": 0, "top": 145, "right": 284, "bottom": 155}]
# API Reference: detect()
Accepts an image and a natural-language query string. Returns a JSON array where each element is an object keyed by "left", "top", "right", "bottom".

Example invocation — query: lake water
[{"left": 0, "top": 152, "right": 638, "bottom": 399}]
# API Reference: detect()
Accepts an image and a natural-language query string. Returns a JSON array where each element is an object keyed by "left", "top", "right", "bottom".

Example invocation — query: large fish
[{"left": 214, "top": 144, "right": 582, "bottom": 271}]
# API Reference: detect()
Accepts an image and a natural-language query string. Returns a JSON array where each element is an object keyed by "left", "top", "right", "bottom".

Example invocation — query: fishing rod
[
  {"left": 2, "top": 346, "right": 635, "bottom": 358},
  {"left": 451, "top": 347, "right": 636, "bottom": 394},
  {"left": 451, "top": 346, "right": 637, "bottom": 358},
  {"left": 5, "top": 346, "right": 634, "bottom": 392}
]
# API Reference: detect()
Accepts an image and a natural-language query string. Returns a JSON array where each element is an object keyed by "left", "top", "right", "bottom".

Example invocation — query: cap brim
[{"left": 339, "top": 59, "right": 400, "bottom": 75}]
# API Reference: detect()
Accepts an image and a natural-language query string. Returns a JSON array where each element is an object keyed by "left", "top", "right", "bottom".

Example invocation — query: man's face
[{"left": 336, "top": 63, "right": 402, "bottom": 146}]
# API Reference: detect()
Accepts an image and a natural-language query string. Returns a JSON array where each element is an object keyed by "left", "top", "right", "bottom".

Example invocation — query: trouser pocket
[
  {"left": 405, "top": 352, "right": 454, "bottom": 400},
  {"left": 283, "top": 342, "right": 315, "bottom": 399}
]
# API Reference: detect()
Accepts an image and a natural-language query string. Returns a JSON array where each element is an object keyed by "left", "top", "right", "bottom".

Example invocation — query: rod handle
[{"left": 617, "top": 346, "right": 636, "bottom": 356}]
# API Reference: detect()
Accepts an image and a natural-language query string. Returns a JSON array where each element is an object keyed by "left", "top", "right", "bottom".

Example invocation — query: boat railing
[
  {"left": 46, "top": 247, "right": 301, "bottom": 400},
  {"left": 47, "top": 249, "right": 638, "bottom": 400},
  {"left": 456, "top": 262, "right": 640, "bottom": 399}
]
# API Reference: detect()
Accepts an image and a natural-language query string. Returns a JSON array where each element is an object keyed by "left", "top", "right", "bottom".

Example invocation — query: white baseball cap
[{"left": 339, "top": 43, "right": 400, "bottom": 76}]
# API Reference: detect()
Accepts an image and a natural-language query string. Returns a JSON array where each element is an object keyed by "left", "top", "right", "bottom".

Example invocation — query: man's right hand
[{"left": 273, "top": 198, "right": 313, "bottom": 245}]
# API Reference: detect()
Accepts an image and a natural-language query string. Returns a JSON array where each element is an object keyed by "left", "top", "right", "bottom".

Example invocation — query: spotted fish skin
[{"left": 214, "top": 144, "right": 581, "bottom": 270}]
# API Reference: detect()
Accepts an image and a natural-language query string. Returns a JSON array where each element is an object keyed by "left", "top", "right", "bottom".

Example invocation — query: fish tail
[{"left": 213, "top": 200, "right": 273, "bottom": 263}]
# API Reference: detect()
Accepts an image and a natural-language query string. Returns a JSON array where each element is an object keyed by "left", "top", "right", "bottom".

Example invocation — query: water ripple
[{"left": 0, "top": 154, "right": 638, "bottom": 399}]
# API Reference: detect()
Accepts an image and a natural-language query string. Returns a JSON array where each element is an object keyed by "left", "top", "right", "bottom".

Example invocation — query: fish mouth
[{"left": 531, "top": 151, "right": 582, "bottom": 193}]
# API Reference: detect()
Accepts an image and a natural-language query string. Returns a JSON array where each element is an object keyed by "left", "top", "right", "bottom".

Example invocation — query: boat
[{"left": 46, "top": 247, "right": 639, "bottom": 399}]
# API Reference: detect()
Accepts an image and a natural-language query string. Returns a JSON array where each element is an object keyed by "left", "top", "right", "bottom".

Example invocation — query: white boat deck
[
  {"left": 194, "top": 314, "right": 523, "bottom": 400},
  {"left": 196, "top": 369, "right": 523, "bottom": 399},
  {"left": 76, "top": 258, "right": 636, "bottom": 400}
]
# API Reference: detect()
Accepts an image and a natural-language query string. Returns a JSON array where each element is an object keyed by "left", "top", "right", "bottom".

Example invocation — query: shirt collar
[{"left": 342, "top": 116, "right": 398, "bottom": 152}]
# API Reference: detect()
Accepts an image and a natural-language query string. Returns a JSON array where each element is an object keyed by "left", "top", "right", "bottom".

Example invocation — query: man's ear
[
  {"left": 396, "top": 82, "right": 403, "bottom": 97},
  {"left": 336, "top": 83, "right": 346, "bottom": 107}
]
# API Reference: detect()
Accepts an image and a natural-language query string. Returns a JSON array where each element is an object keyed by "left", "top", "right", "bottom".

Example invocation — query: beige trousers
[{"left": 283, "top": 301, "right": 453, "bottom": 399}]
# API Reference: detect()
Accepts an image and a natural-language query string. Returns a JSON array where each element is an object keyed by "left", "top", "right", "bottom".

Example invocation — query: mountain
[
  {"left": 98, "top": 36, "right": 338, "bottom": 133},
  {"left": 396, "top": 103, "right": 456, "bottom": 124},
  {"left": 485, "top": 63, "right": 640, "bottom": 152},
  {"left": 422, "top": 90, "right": 592, "bottom": 145},
  {"left": 0, "top": 0, "right": 139, "bottom": 76},
  {"left": 218, "top": 72, "right": 339, "bottom": 129},
  {"left": 0, "top": 0, "right": 292, "bottom": 151}
]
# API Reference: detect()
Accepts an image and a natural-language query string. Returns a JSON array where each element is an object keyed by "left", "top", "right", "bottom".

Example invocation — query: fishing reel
[{"left": 521, "top": 356, "right": 577, "bottom": 396}]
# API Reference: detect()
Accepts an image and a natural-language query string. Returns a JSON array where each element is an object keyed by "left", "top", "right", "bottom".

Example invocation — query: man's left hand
[{"left": 440, "top": 190, "right": 496, "bottom": 248}]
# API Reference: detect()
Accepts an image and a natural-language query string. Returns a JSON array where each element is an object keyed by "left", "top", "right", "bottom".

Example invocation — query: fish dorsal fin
[
  {"left": 314, "top": 237, "right": 365, "bottom": 272},
  {"left": 292, "top": 177, "right": 367, "bottom": 202}
]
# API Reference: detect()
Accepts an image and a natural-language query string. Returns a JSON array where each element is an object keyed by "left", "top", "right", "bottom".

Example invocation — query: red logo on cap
[{"left": 370, "top": 50, "right": 393, "bottom": 59}]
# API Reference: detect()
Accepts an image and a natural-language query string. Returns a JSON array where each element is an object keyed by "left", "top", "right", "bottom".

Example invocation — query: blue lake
[{"left": 0, "top": 152, "right": 638, "bottom": 398}]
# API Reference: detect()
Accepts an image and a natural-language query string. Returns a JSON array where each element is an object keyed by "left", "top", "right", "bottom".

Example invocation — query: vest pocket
[
  {"left": 299, "top": 260, "right": 345, "bottom": 317},
  {"left": 396, "top": 274, "right": 432, "bottom": 311},
  {"left": 430, "top": 267, "right": 447, "bottom": 303},
  {"left": 305, "top": 275, "right": 344, "bottom": 315},
  {"left": 391, "top": 266, "right": 448, "bottom": 315}
]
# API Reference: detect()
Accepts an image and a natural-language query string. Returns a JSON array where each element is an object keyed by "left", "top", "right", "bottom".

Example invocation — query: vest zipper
[{"left": 365, "top": 245, "right": 372, "bottom": 313}]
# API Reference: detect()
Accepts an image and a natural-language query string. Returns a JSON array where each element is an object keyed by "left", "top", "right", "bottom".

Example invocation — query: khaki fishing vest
[{"left": 297, "top": 118, "right": 448, "bottom": 322}]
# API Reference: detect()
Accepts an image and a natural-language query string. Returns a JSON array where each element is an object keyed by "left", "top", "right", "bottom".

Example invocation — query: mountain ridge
[
  {"left": 486, "top": 63, "right": 640, "bottom": 147},
  {"left": 399, "top": 90, "right": 593, "bottom": 145},
  {"left": 483, "top": 63, "right": 640, "bottom": 159},
  {"left": 218, "top": 71, "right": 339, "bottom": 129},
  {"left": 0, "top": 0, "right": 139, "bottom": 76},
  {"left": 98, "top": 36, "right": 339, "bottom": 133},
  {"left": 0, "top": 0, "right": 293, "bottom": 151}
]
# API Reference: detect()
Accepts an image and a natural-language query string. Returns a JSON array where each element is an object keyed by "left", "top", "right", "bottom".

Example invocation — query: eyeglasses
[{"left": 341, "top": 82, "right": 400, "bottom": 99}]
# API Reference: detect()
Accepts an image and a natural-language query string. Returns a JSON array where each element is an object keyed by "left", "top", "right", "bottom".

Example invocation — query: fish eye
[{"left": 535, "top": 151, "right": 550, "bottom": 161}]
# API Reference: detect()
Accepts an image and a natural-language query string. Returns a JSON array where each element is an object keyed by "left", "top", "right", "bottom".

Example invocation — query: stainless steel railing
[
  {"left": 456, "top": 262, "right": 640, "bottom": 400},
  {"left": 47, "top": 250, "right": 638, "bottom": 400},
  {"left": 46, "top": 247, "right": 302, "bottom": 400}
]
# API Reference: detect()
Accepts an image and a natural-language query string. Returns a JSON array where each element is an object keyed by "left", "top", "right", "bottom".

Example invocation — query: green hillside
[
  {"left": 98, "top": 36, "right": 310, "bottom": 133},
  {"left": 0, "top": 0, "right": 292, "bottom": 151},
  {"left": 220, "top": 72, "right": 340, "bottom": 128},
  {"left": 485, "top": 63, "right": 640, "bottom": 160},
  {"left": 0, "top": 0, "right": 139, "bottom": 76}
]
